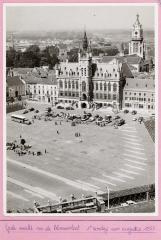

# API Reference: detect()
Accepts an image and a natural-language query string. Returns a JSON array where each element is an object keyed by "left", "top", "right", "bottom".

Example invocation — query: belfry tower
[
  {"left": 129, "top": 14, "right": 146, "bottom": 59},
  {"left": 78, "top": 31, "right": 93, "bottom": 108}
]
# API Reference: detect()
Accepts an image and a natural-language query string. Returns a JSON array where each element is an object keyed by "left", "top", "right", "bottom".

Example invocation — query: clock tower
[{"left": 129, "top": 14, "right": 146, "bottom": 59}]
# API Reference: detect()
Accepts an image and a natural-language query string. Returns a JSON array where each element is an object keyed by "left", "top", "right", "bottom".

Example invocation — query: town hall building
[{"left": 56, "top": 14, "right": 152, "bottom": 110}]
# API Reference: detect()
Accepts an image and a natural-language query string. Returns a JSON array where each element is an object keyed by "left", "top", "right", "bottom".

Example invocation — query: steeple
[
  {"left": 129, "top": 14, "right": 145, "bottom": 59},
  {"left": 82, "top": 30, "right": 88, "bottom": 51}
]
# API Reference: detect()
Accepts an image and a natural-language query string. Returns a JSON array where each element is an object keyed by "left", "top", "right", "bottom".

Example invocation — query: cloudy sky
[{"left": 6, "top": 5, "right": 155, "bottom": 32}]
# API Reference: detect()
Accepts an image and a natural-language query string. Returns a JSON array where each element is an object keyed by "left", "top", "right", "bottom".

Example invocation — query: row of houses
[
  {"left": 6, "top": 14, "right": 155, "bottom": 113},
  {"left": 6, "top": 64, "right": 155, "bottom": 113}
]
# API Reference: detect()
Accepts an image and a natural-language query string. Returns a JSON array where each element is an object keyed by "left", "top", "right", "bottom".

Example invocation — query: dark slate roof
[
  {"left": 124, "top": 77, "right": 155, "bottom": 91},
  {"left": 121, "top": 62, "right": 134, "bottom": 78},
  {"left": 7, "top": 76, "right": 25, "bottom": 86},
  {"left": 101, "top": 56, "right": 116, "bottom": 63},
  {"left": 120, "top": 54, "right": 142, "bottom": 65},
  {"left": 25, "top": 74, "right": 57, "bottom": 85}
]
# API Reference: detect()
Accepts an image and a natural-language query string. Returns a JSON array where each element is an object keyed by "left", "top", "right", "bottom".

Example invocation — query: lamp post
[{"left": 106, "top": 187, "right": 110, "bottom": 210}]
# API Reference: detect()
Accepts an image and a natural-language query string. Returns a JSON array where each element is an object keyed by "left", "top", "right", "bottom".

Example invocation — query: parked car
[
  {"left": 132, "top": 118, "right": 137, "bottom": 121},
  {"left": 23, "top": 110, "right": 29, "bottom": 114},
  {"left": 138, "top": 117, "right": 144, "bottom": 122},
  {"left": 113, "top": 115, "right": 120, "bottom": 120},
  {"left": 124, "top": 109, "right": 129, "bottom": 114},
  {"left": 57, "top": 105, "right": 64, "bottom": 109},
  {"left": 126, "top": 200, "right": 137, "bottom": 205},
  {"left": 66, "top": 106, "right": 74, "bottom": 110},
  {"left": 115, "top": 119, "right": 125, "bottom": 126},
  {"left": 121, "top": 203, "right": 128, "bottom": 207},
  {"left": 132, "top": 110, "right": 137, "bottom": 115},
  {"left": 29, "top": 107, "right": 35, "bottom": 111}
]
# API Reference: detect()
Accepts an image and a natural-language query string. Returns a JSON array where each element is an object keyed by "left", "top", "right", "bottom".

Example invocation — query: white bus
[{"left": 11, "top": 114, "right": 31, "bottom": 125}]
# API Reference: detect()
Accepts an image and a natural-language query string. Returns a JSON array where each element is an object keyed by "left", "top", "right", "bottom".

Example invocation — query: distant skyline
[{"left": 6, "top": 5, "right": 155, "bottom": 32}]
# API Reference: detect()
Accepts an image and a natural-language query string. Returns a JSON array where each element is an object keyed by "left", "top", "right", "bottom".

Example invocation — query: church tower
[
  {"left": 129, "top": 14, "right": 146, "bottom": 59},
  {"left": 78, "top": 31, "right": 93, "bottom": 108}
]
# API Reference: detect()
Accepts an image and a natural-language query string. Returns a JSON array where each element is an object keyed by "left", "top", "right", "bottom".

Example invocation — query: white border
[{"left": 3, "top": 2, "right": 158, "bottom": 217}]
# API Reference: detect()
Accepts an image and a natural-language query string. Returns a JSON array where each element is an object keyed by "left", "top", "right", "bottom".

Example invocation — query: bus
[{"left": 11, "top": 114, "right": 31, "bottom": 125}]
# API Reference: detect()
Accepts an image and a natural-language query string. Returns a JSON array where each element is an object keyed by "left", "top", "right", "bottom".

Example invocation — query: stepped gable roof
[
  {"left": 7, "top": 76, "right": 25, "bottom": 86},
  {"left": 124, "top": 77, "right": 155, "bottom": 91}
]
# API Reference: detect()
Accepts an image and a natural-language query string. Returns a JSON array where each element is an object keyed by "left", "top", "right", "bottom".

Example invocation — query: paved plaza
[{"left": 6, "top": 103, "right": 155, "bottom": 211}]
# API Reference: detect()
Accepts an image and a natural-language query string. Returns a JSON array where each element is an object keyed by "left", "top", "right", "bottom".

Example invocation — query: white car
[
  {"left": 121, "top": 203, "right": 128, "bottom": 207},
  {"left": 133, "top": 118, "right": 137, "bottom": 121},
  {"left": 126, "top": 200, "right": 137, "bottom": 205}
]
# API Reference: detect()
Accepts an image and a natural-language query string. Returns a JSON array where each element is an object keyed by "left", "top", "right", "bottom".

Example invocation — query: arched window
[
  {"left": 108, "top": 82, "right": 111, "bottom": 91},
  {"left": 96, "top": 83, "right": 98, "bottom": 91},
  {"left": 104, "top": 83, "right": 107, "bottom": 91},
  {"left": 82, "top": 81, "right": 86, "bottom": 92},
  {"left": 113, "top": 83, "right": 117, "bottom": 92},
  {"left": 68, "top": 81, "right": 71, "bottom": 89},
  {"left": 76, "top": 81, "right": 79, "bottom": 89},
  {"left": 59, "top": 80, "right": 63, "bottom": 88},
  {"left": 65, "top": 80, "right": 67, "bottom": 89},
  {"left": 72, "top": 81, "right": 75, "bottom": 89}
]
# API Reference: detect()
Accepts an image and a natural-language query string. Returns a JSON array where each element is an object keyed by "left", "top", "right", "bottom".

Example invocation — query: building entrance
[{"left": 81, "top": 102, "right": 87, "bottom": 108}]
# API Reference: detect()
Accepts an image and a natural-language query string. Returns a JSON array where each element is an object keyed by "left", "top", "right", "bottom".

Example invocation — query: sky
[{"left": 6, "top": 5, "right": 155, "bottom": 32}]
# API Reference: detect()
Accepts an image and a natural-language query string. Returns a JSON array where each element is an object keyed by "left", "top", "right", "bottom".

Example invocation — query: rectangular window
[{"left": 139, "top": 104, "right": 143, "bottom": 108}]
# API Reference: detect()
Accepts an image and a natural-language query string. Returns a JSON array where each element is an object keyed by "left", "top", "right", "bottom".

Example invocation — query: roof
[
  {"left": 101, "top": 56, "right": 116, "bottom": 63},
  {"left": 124, "top": 77, "right": 155, "bottom": 91},
  {"left": 121, "top": 62, "right": 134, "bottom": 78},
  {"left": 25, "top": 74, "right": 57, "bottom": 86},
  {"left": 101, "top": 184, "right": 154, "bottom": 200},
  {"left": 7, "top": 76, "right": 25, "bottom": 86},
  {"left": 120, "top": 54, "right": 142, "bottom": 65}
]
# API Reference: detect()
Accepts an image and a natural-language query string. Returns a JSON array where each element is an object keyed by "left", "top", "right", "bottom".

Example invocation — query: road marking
[
  {"left": 113, "top": 172, "right": 134, "bottom": 180},
  {"left": 125, "top": 149, "right": 145, "bottom": 155},
  {"left": 91, "top": 177, "right": 116, "bottom": 187},
  {"left": 125, "top": 159, "right": 147, "bottom": 166},
  {"left": 8, "top": 177, "right": 59, "bottom": 201},
  {"left": 120, "top": 169, "right": 140, "bottom": 175},
  {"left": 122, "top": 126, "right": 136, "bottom": 129},
  {"left": 120, "top": 129, "right": 137, "bottom": 133},
  {"left": 127, "top": 146, "right": 144, "bottom": 151},
  {"left": 123, "top": 141, "right": 143, "bottom": 146},
  {"left": 121, "top": 137, "right": 141, "bottom": 142},
  {"left": 7, "top": 191, "right": 29, "bottom": 202},
  {"left": 76, "top": 180, "right": 104, "bottom": 194},
  {"left": 102, "top": 174, "right": 126, "bottom": 183},
  {"left": 24, "top": 189, "right": 44, "bottom": 199},
  {"left": 123, "top": 153, "right": 147, "bottom": 160},
  {"left": 122, "top": 134, "right": 139, "bottom": 139},
  {"left": 124, "top": 164, "right": 145, "bottom": 171},
  {"left": 8, "top": 158, "right": 96, "bottom": 192}
]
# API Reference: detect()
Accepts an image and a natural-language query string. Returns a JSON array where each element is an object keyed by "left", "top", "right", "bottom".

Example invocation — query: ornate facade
[{"left": 56, "top": 32, "right": 132, "bottom": 109}]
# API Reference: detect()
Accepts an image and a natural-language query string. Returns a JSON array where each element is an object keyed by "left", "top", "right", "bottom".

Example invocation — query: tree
[{"left": 67, "top": 48, "right": 79, "bottom": 62}]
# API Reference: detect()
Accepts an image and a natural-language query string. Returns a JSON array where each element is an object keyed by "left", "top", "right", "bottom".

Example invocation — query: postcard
[{"left": 0, "top": 0, "right": 160, "bottom": 239}]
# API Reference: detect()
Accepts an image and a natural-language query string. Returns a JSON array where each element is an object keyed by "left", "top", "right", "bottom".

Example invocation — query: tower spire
[{"left": 82, "top": 29, "right": 88, "bottom": 51}]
